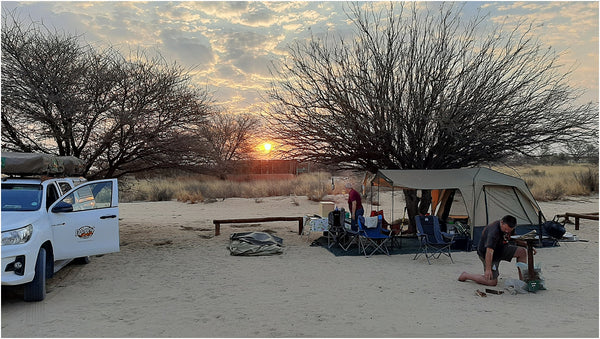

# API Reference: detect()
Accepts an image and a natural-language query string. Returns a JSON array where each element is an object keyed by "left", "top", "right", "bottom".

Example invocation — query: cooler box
[{"left": 319, "top": 202, "right": 335, "bottom": 217}]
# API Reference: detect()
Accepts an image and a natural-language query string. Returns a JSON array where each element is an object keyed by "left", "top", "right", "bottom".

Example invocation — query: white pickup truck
[{"left": 1, "top": 176, "right": 120, "bottom": 301}]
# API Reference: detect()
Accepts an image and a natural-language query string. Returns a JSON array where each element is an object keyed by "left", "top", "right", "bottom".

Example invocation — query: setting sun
[{"left": 263, "top": 143, "right": 272, "bottom": 153}]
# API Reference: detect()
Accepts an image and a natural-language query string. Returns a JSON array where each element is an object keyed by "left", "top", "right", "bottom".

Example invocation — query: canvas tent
[{"left": 371, "top": 168, "right": 544, "bottom": 240}]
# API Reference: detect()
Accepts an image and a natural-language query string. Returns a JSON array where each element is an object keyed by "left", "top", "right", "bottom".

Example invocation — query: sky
[{"left": 1, "top": 1, "right": 598, "bottom": 118}]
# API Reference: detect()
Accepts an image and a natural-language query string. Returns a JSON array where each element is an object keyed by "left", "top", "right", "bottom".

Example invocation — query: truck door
[{"left": 49, "top": 179, "right": 119, "bottom": 260}]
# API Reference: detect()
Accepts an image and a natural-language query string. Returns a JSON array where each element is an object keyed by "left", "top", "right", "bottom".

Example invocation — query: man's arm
[
  {"left": 484, "top": 247, "right": 495, "bottom": 280},
  {"left": 351, "top": 201, "right": 357, "bottom": 219}
]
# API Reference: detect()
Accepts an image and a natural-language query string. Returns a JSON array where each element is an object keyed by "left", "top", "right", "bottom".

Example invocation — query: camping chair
[
  {"left": 357, "top": 215, "right": 392, "bottom": 257},
  {"left": 413, "top": 215, "right": 455, "bottom": 264},
  {"left": 327, "top": 209, "right": 347, "bottom": 248},
  {"left": 370, "top": 210, "right": 401, "bottom": 248},
  {"left": 338, "top": 221, "right": 360, "bottom": 252}
]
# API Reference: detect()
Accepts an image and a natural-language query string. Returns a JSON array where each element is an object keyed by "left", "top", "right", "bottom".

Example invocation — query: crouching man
[{"left": 458, "top": 215, "right": 533, "bottom": 286}]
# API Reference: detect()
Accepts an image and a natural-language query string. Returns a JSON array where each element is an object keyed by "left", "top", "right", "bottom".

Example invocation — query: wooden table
[{"left": 520, "top": 237, "right": 539, "bottom": 281}]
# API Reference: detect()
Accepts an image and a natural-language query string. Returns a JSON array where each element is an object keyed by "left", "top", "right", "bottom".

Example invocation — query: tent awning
[{"left": 374, "top": 168, "right": 515, "bottom": 190}]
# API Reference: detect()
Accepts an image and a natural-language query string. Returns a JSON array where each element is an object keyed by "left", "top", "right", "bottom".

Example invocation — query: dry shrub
[
  {"left": 292, "top": 173, "right": 329, "bottom": 201},
  {"left": 524, "top": 179, "right": 535, "bottom": 189},
  {"left": 176, "top": 191, "right": 204, "bottom": 204},
  {"left": 120, "top": 187, "right": 149, "bottom": 202},
  {"left": 495, "top": 164, "right": 598, "bottom": 201},
  {"left": 539, "top": 183, "right": 565, "bottom": 202},
  {"left": 149, "top": 184, "right": 174, "bottom": 201},
  {"left": 119, "top": 172, "right": 340, "bottom": 202},
  {"left": 120, "top": 165, "right": 597, "bottom": 203},
  {"left": 573, "top": 167, "right": 599, "bottom": 193},
  {"left": 527, "top": 168, "right": 546, "bottom": 176},
  {"left": 306, "top": 189, "right": 328, "bottom": 202},
  {"left": 200, "top": 180, "right": 241, "bottom": 198},
  {"left": 119, "top": 179, "right": 172, "bottom": 202},
  {"left": 246, "top": 180, "right": 295, "bottom": 198}
]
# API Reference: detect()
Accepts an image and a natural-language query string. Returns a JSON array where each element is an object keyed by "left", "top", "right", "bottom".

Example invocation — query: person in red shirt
[{"left": 345, "top": 183, "right": 364, "bottom": 231}]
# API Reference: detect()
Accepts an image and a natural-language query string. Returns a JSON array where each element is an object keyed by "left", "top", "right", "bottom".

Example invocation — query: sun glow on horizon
[{"left": 263, "top": 143, "right": 272, "bottom": 153}]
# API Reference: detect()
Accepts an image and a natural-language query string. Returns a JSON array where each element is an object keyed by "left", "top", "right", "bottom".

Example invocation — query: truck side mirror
[{"left": 52, "top": 201, "right": 74, "bottom": 213}]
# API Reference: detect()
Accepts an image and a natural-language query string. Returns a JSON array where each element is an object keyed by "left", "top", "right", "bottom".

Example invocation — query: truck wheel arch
[
  {"left": 23, "top": 247, "right": 47, "bottom": 302},
  {"left": 41, "top": 241, "right": 54, "bottom": 279}
]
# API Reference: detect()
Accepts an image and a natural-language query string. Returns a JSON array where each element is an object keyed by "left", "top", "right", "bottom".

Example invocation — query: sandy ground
[{"left": 1, "top": 193, "right": 598, "bottom": 337}]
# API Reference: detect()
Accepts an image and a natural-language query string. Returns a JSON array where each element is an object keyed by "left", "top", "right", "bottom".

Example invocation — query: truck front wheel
[{"left": 23, "top": 248, "right": 47, "bottom": 302}]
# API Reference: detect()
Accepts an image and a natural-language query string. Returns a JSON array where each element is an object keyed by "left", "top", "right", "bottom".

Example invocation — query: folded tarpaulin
[
  {"left": 228, "top": 232, "right": 284, "bottom": 256},
  {"left": 1, "top": 152, "right": 85, "bottom": 176}
]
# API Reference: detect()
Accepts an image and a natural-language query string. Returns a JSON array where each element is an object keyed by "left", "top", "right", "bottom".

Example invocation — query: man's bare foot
[{"left": 458, "top": 272, "right": 468, "bottom": 282}]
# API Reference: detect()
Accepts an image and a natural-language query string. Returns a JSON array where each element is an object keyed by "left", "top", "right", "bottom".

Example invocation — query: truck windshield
[{"left": 1, "top": 184, "right": 43, "bottom": 211}]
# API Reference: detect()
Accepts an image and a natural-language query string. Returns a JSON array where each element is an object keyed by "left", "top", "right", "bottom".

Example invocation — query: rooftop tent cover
[
  {"left": 371, "top": 168, "right": 543, "bottom": 238},
  {"left": 1, "top": 152, "right": 85, "bottom": 176}
]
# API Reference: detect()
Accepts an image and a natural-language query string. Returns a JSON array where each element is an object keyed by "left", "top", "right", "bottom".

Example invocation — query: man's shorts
[{"left": 478, "top": 245, "right": 518, "bottom": 280}]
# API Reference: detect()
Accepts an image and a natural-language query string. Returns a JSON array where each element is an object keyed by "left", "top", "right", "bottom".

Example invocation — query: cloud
[
  {"left": 160, "top": 29, "right": 215, "bottom": 67},
  {"left": 206, "top": 28, "right": 281, "bottom": 75},
  {"left": 3, "top": 0, "right": 595, "bottom": 112},
  {"left": 485, "top": 2, "right": 598, "bottom": 78},
  {"left": 184, "top": 1, "right": 266, "bottom": 26},
  {"left": 240, "top": 5, "right": 277, "bottom": 26},
  {"left": 232, "top": 54, "right": 273, "bottom": 77}
]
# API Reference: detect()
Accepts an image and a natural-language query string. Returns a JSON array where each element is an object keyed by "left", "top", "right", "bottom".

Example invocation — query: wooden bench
[
  {"left": 213, "top": 217, "right": 304, "bottom": 236},
  {"left": 555, "top": 212, "right": 599, "bottom": 230}
]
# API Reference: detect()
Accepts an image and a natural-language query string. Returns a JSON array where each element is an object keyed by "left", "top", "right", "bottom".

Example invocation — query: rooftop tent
[
  {"left": 1, "top": 152, "right": 85, "bottom": 176},
  {"left": 371, "top": 168, "right": 544, "bottom": 239}
]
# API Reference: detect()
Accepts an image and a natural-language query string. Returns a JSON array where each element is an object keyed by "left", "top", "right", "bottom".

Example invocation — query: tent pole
[
  {"left": 483, "top": 186, "right": 489, "bottom": 226},
  {"left": 377, "top": 179, "right": 380, "bottom": 212},
  {"left": 370, "top": 182, "right": 373, "bottom": 214},
  {"left": 538, "top": 211, "right": 543, "bottom": 247},
  {"left": 392, "top": 185, "right": 394, "bottom": 224}
]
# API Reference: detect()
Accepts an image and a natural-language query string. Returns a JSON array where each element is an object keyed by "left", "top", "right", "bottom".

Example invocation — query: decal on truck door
[{"left": 76, "top": 226, "right": 95, "bottom": 239}]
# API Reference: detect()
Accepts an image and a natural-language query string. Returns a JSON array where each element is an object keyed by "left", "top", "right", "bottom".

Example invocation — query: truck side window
[
  {"left": 58, "top": 182, "right": 73, "bottom": 195},
  {"left": 60, "top": 181, "right": 113, "bottom": 211},
  {"left": 46, "top": 184, "right": 60, "bottom": 210}
]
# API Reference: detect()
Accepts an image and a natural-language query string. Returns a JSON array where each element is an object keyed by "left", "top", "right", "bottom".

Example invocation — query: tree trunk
[
  {"left": 419, "top": 190, "right": 432, "bottom": 215},
  {"left": 403, "top": 189, "right": 432, "bottom": 234},
  {"left": 403, "top": 189, "right": 419, "bottom": 234}
]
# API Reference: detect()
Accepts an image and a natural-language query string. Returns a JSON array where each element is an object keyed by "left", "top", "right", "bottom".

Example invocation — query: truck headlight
[{"left": 1, "top": 224, "right": 33, "bottom": 246}]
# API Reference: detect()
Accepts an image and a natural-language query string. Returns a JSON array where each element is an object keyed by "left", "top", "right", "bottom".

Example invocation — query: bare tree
[
  {"left": 1, "top": 16, "right": 94, "bottom": 157},
  {"left": 195, "top": 112, "right": 261, "bottom": 177},
  {"left": 87, "top": 51, "right": 212, "bottom": 178},
  {"left": 1, "top": 12, "right": 212, "bottom": 178},
  {"left": 565, "top": 139, "right": 599, "bottom": 163},
  {"left": 267, "top": 2, "right": 598, "bottom": 232}
]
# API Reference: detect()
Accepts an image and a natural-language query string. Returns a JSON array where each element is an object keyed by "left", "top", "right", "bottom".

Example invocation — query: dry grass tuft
[
  {"left": 119, "top": 172, "right": 341, "bottom": 203},
  {"left": 120, "top": 165, "right": 598, "bottom": 203},
  {"left": 494, "top": 164, "right": 598, "bottom": 201}
]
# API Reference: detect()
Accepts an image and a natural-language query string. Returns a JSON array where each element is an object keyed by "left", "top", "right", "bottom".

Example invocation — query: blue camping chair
[
  {"left": 357, "top": 215, "right": 391, "bottom": 257},
  {"left": 413, "top": 215, "right": 455, "bottom": 264}
]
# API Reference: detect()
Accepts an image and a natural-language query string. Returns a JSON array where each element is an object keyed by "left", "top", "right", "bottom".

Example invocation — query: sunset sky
[{"left": 2, "top": 1, "right": 598, "bottom": 116}]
